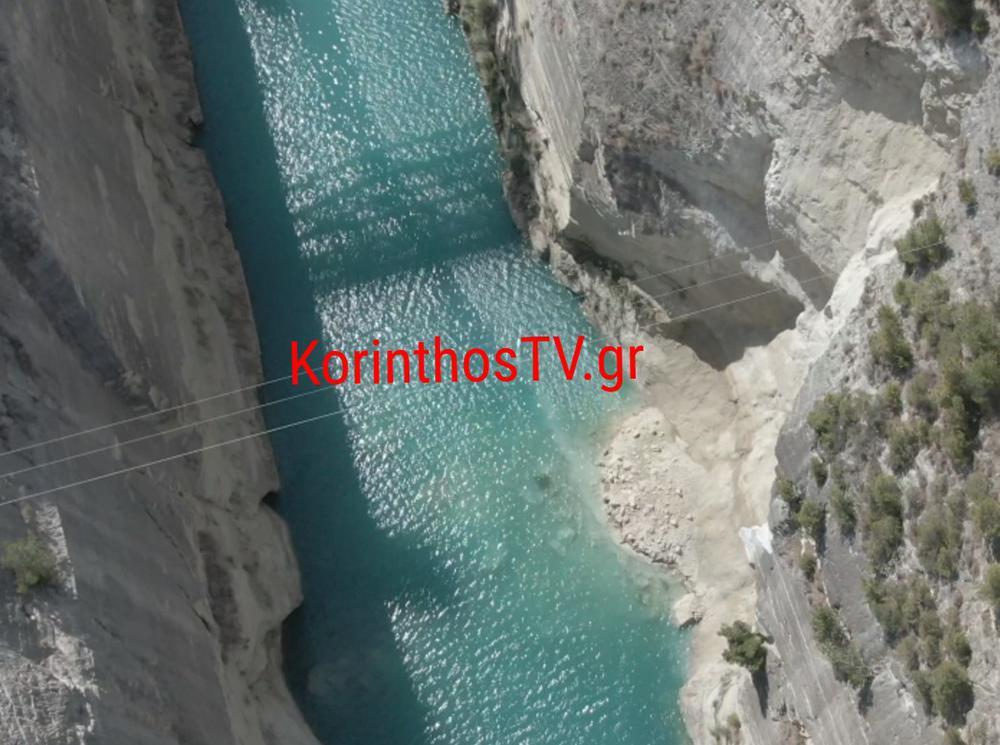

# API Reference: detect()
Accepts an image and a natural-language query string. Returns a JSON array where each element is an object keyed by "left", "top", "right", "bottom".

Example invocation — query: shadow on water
[{"left": 179, "top": 1, "right": 440, "bottom": 742}]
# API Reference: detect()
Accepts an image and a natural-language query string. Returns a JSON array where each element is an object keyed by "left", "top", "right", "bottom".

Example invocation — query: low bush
[
  {"left": 831, "top": 482, "right": 857, "bottom": 536},
  {"left": 916, "top": 502, "right": 963, "bottom": 580},
  {"left": 957, "top": 178, "right": 977, "bottom": 212},
  {"left": 866, "top": 473, "right": 905, "bottom": 568},
  {"left": 946, "top": 627, "right": 972, "bottom": 668},
  {"left": 931, "top": 661, "right": 975, "bottom": 725},
  {"left": 930, "top": 0, "right": 975, "bottom": 32},
  {"left": 906, "top": 371, "right": 938, "bottom": 422},
  {"left": 811, "top": 457, "right": 829, "bottom": 487},
  {"left": 798, "top": 500, "right": 827, "bottom": 543},
  {"left": 895, "top": 213, "right": 948, "bottom": 273},
  {"left": 871, "top": 306, "right": 914, "bottom": 375},
  {"left": 1, "top": 536, "right": 58, "bottom": 594},
  {"left": 719, "top": 621, "right": 768, "bottom": 673},
  {"left": 812, "top": 606, "right": 871, "bottom": 689},
  {"left": 888, "top": 421, "right": 926, "bottom": 473},
  {"left": 969, "top": 474, "right": 1000, "bottom": 557},
  {"left": 808, "top": 392, "right": 862, "bottom": 458},
  {"left": 988, "top": 147, "right": 1000, "bottom": 177},
  {"left": 800, "top": 552, "right": 818, "bottom": 581},
  {"left": 982, "top": 564, "right": 1000, "bottom": 612}
]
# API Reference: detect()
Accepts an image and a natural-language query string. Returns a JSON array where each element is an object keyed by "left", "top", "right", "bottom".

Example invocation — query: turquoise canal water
[{"left": 181, "top": 1, "right": 688, "bottom": 743}]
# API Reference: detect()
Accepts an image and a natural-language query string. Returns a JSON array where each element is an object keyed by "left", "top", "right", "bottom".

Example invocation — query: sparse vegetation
[
  {"left": 865, "top": 473, "right": 905, "bottom": 569},
  {"left": 719, "top": 621, "right": 768, "bottom": 673},
  {"left": 930, "top": 0, "right": 975, "bottom": 32},
  {"left": 808, "top": 392, "right": 862, "bottom": 458},
  {"left": 811, "top": 456, "right": 828, "bottom": 487},
  {"left": 971, "top": 9, "right": 990, "bottom": 38},
  {"left": 831, "top": 482, "right": 857, "bottom": 536},
  {"left": 931, "top": 661, "right": 974, "bottom": 725},
  {"left": 895, "top": 214, "right": 948, "bottom": 274},
  {"left": 812, "top": 605, "right": 872, "bottom": 690},
  {"left": 987, "top": 147, "right": 1000, "bottom": 177},
  {"left": 957, "top": 179, "right": 977, "bottom": 213},
  {"left": 1, "top": 535, "right": 58, "bottom": 594},
  {"left": 800, "top": 552, "right": 818, "bottom": 581},
  {"left": 870, "top": 305, "right": 914, "bottom": 375},
  {"left": 798, "top": 500, "right": 826, "bottom": 543},
  {"left": 982, "top": 564, "right": 1000, "bottom": 613},
  {"left": 888, "top": 421, "right": 926, "bottom": 473}
]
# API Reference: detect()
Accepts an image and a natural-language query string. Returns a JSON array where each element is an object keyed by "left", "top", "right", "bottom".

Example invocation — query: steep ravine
[
  {"left": 0, "top": 2, "right": 317, "bottom": 744},
  {"left": 460, "top": 0, "right": 1000, "bottom": 743}
]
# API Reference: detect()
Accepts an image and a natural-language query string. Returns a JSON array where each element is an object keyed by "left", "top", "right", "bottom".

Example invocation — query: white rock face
[
  {"left": 0, "top": 3, "right": 318, "bottom": 744},
  {"left": 463, "top": 1, "right": 999, "bottom": 743}
]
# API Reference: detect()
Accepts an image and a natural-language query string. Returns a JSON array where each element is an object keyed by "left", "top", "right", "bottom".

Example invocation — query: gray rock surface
[
  {"left": 0, "top": 2, "right": 318, "bottom": 744},
  {"left": 462, "top": 0, "right": 1000, "bottom": 743}
]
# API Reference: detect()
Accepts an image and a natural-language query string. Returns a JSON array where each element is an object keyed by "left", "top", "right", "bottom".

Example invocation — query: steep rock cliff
[
  {"left": 461, "top": 0, "right": 1000, "bottom": 743},
  {"left": 0, "top": 2, "right": 317, "bottom": 744}
]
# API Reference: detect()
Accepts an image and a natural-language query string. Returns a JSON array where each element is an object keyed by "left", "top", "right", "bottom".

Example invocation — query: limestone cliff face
[
  {"left": 0, "top": 2, "right": 317, "bottom": 744},
  {"left": 462, "top": 1, "right": 999, "bottom": 743}
]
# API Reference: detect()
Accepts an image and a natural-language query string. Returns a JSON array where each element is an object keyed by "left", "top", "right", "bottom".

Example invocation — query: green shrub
[
  {"left": 800, "top": 552, "right": 818, "bottom": 581},
  {"left": 871, "top": 305, "right": 914, "bottom": 375},
  {"left": 895, "top": 214, "right": 949, "bottom": 273},
  {"left": 866, "top": 473, "right": 905, "bottom": 567},
  {"left": 916, "top": 503, "right": 963, "bottom": 580},
  {"left": 938, "top": 395, "right": 976, "bottom": 466},
  {"left": 944, "top": 729, "right": 967, "bottom": 745},
  {"left": 987, "top": 147, "right": 1000, "bottom": 177},
  {"left": 831, "top": 483, "right": 857, "bottom": 536},
  {"left": 812, "top": 606, "right": 871, "bottom": 689},
  {"left": 930, "top": 0, "right": 975, "bottom": 31},
  {"left": 883, "top": 382, "right": 904, "bottom": 416},
  {"left": 971, "top": 9, "right": 990, "bottom": 38},
  {"left": 888, "top": 421, "right": 925, "bottom": 473},
  {"left": 811, "top": 457, "right": 829, "bottom": 487},
  {"left": 982, "top": 564, "right": 1000, "bottom": 612},
  {"left": 897, "top": 635, "right": 921, "bottom": 670},
  {"left": 777, "top": 477, "right": 802, "bottom": 511},
  {"left": 808, "top": 392, "right": 862, "bottom": 458},
  {"left": 719, "top": 621, "right": 768, "bottom": 673},
  {"left": 912, "top": 669, "right": 935, "bottom": 713},
  {"left": 931, "top": 661, "right": 975, "bottom": 725},
  {"left": 813, "top": 606, "right": 847, "bottom": 646},
  {"left": 866, "top": 576, "right": 936, "bottom": 645},
  {"left": 906, "top": 371, "right": 939, "bottom": 421},
  {"left": 903, "top": 273, "right": 953, "bottom": 352},
  {"left": 946, "top": 628, "right": 972, "bottom": 667},
  {"left": 969, "top": 474, "right": 1000, "bottom": 557},
  {"left": 958, "top": 178, "right": 977, "bottom": 211},
  {"left": 1, "top": 536, "right": 58, "bottom": 594},
  {"left": 798, "top": 500, "right": 827, "bottom": 542}
]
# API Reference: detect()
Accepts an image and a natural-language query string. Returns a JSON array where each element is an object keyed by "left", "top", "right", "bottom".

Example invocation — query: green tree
[
  {"left": 719, "top": 621, "right": 768, "bottom": 673},
  {"left": 889, "top": 421, "right": 925, "bottom": 473},
  {"left": 798, "top": 500, "right": 827, "bottom": 542},
  {"left": 1, "top": 536, "right": 58, "bottom": 594},
  {"left": 871, "top": 305, "right": 914, "bottom": 375},
  {"left": 895, "top": 213, "right": 948, "bottom": 273},
  {"left": 800, "top": 552, "right": 818, "bottom": 581},
  {"left": 982, "top": 564, "right": 1000, "bottom": 612},
  {"left": 831, "top": 483, "right": 857, "bottom": 536},
  {"left": 931, "top": 661, "right": 974, "bottom": 725}
]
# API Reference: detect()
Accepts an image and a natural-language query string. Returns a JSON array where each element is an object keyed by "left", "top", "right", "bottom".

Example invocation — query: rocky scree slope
[
  {"left": 460, "top": 0, "right": 1000, "bottom": 743},
  {"left": 0, "top": 2, "right": 318, "bottom": 744}
]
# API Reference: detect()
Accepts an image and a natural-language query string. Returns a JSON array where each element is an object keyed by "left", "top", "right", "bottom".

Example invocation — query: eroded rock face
[
  {"left": 462, "top": 1, "right": 1000, "bottom": 743},
  {"left": 0, "top": 3, "right": 317, "bottom": 744},
  {"left": 461, "top": 0, "right": 985, "bottom": 366}
]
